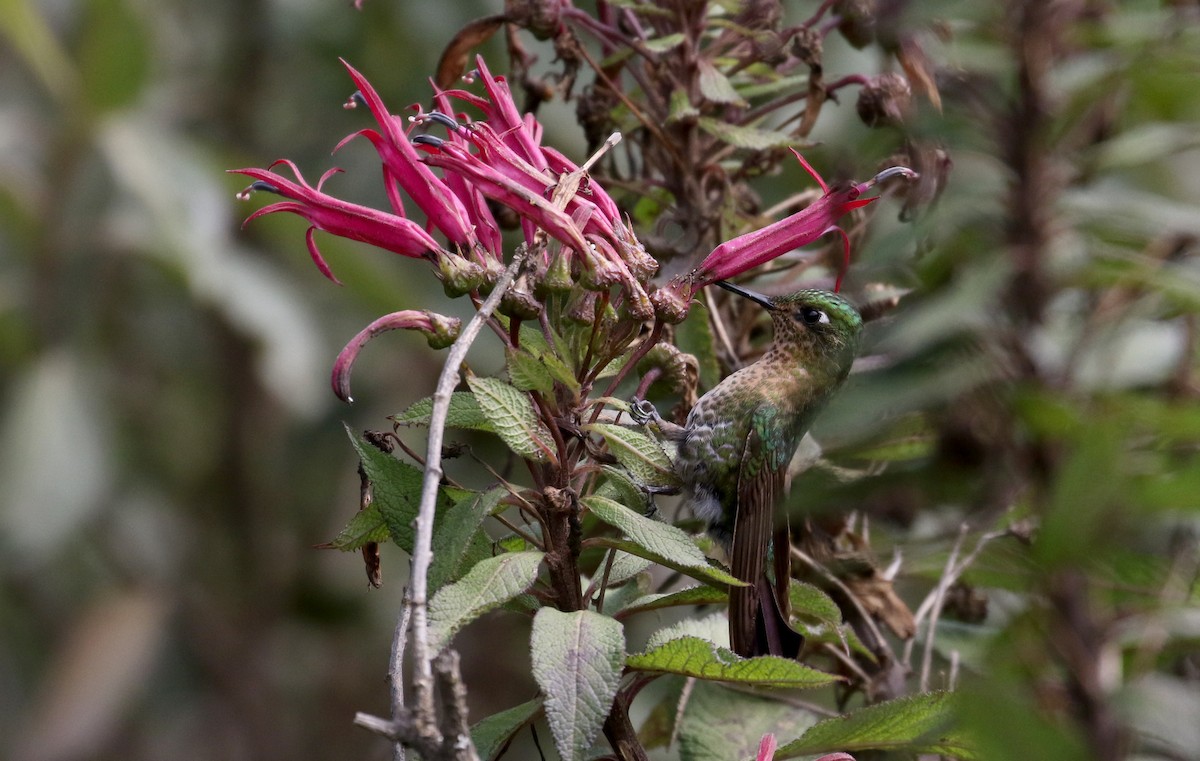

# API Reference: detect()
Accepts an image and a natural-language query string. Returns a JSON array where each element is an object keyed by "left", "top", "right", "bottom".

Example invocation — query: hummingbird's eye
[{"left": 797, "top": 306, "right": 830, "bottom": 326}]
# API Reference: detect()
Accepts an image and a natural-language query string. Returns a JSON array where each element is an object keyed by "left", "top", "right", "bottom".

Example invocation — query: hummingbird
[{"left": 637, "top": 282, "right": 863, "bottom": 657}]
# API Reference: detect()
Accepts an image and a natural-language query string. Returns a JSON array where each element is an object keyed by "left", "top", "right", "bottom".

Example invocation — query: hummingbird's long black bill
[{"left": 715, "top": 280, "right": 775, "bottom": 310}]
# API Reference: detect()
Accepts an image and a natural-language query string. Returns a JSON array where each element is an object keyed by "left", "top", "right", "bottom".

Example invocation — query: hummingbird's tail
[{"left": 730, "top": 525, "right": 804, "bottom": 658}]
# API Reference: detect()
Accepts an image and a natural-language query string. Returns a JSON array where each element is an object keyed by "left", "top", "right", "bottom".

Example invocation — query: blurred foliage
[{"left": 1, "top": 1, "right": 1198, "bottom": 761}]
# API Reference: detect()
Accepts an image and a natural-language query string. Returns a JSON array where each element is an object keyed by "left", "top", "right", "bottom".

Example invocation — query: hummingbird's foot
[
  {"left": 642, "top": 499, "right": 660, "bottom": 520},
  {"left": 628, "top": 397, "right": 660, "bottom": 426},
  {"left": 630, "top": 397, "right": 689, "bottom": 441},
  {"left": 639, "top": 483, "right": 680, "bottom": 519}
]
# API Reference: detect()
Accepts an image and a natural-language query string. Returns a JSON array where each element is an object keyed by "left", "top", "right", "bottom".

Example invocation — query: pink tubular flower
[
  {"left": 332, "top": 310, "right": 461, "bottom": 403},
  {"left": 689, "top": 151, "right": 916, "bottom": 292},
  {"left": 336, "top": 59, "right": 478, "bottom": 247},
  {"left": 232, "top": 55, "right": 659, "bottom": 401},
  {"left": 231, "top": 160, "right": 447, "bottom": 284}
]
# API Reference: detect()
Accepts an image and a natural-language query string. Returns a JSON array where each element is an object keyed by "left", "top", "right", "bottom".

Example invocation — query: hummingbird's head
[{"left": 715, "top": 282, "right": 863, "bottom": 380}]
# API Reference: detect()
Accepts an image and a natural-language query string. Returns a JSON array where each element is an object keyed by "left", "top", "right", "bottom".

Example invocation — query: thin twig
[
  {"left": 791, "top": 546, "right": 896, "bottom": 666},
  {"left": 406, "top": 250, "right": 528, "bottom": 741},
  {"left": 388, "top": 603, "right": 412, "bottom": 761},
  {"left": 918, "top": 524, "right": 967, "bottom": 692},
  {"left": 901, "top": 527, "right": 1007, "bottom": 685}
]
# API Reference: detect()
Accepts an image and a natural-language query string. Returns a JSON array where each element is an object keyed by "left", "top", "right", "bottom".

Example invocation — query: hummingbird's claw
[{"left": 629, "top": 398, "right": 660, "bottom": 426}]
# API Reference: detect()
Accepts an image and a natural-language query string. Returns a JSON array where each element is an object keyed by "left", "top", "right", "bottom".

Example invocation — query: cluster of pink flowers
[{"left": 231, "top": 57, "right": 912, "bottom": 400}]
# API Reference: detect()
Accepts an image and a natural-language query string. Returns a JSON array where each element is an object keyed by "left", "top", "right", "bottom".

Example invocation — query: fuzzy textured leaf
[
  {"left": 507, "top": 348, "right": 556, "bottom": 393},
  {"left": 584, "top": 496, "right": 743, "bottom": 587},
  {"left": 616, "top": 585, "right": 728, "bottom": 618},
  {"left": 591, "top": 536, "right": 743, "bottom": 588},
  {"left": 531, "top": 609, "right": 625, "bottom": 761},
  {"left": 696, "top": 117, "right": 798, "bottom": 150},
  {"left": 428, "top": 551, "right": 544, "bottom": 651},
  {"left": 602, "top": 550, "right": 653, "bottom": 587},
  {"left": 467, "top": 376, "right": 554, "bottom": 462},
  {"left": 586, "top": 423, "right": 679, "bottom": 488},
  {"left": 346, "top": 425, "right": 450, "bottom": 552},
  {"left": 516, "top": 324, "right": 580, "bottom": 391},
  {"left": 325, "top": 503, "right": 390, "bottom": 551},
  {"left": 595, "top": 465, "right": 651, "bottom": 514},
  {"left": 697, "top": 59, "right": 747, "bottom": 106},
  {"left": 789, "top": 581, "right": 842, "bottom": 626},
  {"left": 678, "top": 680, "right": 817, "bottom": 761},
  {"left": 391, "top": 392, "right": 494, "bottom": 432},
  {"left": 471, "top": 698, "right": 543, "bottom": 761},
  {"left": 626, "top": 636, "right": 837, "bottom": 688},
  {"left": 776, "top": 691, "right": 973, "bottom": 758},
  {"left": 429, "top": 488, "right": 503, "bottom": 592}
]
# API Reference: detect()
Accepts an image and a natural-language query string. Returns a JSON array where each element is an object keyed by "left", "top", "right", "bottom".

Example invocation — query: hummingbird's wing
[{"left": 729, "top": 406, "right": 802, "bottom": 658}]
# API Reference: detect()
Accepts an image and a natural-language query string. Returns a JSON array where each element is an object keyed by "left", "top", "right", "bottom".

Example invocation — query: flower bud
[
  {"left": 650, "top": 283, "right": 693, "bottom": 324},
  {"left": 834, "top": 0, "right": 876, "bottom": 49},
  {"left": 615, "top": 225, "right": 659, "bottom": 282},
  {"left": 623, "top": 282, "right": 656, "bottom": 322},
  {"left": 578, "top": 249, "right": 622, "bottom": 291},
  {"left": 564, "top": 289, "right": 598, "bottom": 326},
  {"left": 533, "top": 250, "right": 575, "bottom": 297},
  {"left": 435, "top": 252, "right": 485, "bottom": 297},
  {"left": 499, "top": 288, "right": 543, "bottom": 320},
  {"left": 856, "top": 73, "right": 912, "bottom": 128},
  {"left": 423, "top": 311, "right": 463, "bottom": 349}
]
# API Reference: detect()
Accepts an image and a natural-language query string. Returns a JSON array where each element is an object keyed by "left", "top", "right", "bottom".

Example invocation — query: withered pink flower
[
  {"left": 689, "top": 151, "right": 915, "bottom": 292},
  {"left": 332, "top": 310, "right": 461, "bottom": 403}
]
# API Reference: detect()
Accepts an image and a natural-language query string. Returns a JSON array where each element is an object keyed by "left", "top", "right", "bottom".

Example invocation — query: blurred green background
[
  {"left": 1, "top": 1, "right": 519, "bottom": 759},
  {"left": 3, "top": 1, "right": 1199, "bottom": 760}
]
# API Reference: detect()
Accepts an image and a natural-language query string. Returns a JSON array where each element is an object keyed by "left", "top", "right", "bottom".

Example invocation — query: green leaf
[
  {"left": 516, "top": 324, "right": 580, "bottom": 392},
  {"left": 467, "top": 376, "right": 555, "bottom": 462},
  {"left": 789, "top": 581, "right": 842, "bottom": 627},
  {"left": 616, "top": 585, "right": 728, "bottom": 618},
  {"left": 602, "top": 550, "right": 653, "bottom": 587},
  {"left": 391, "top": 392, "right": 494, "bottom": 432},
  {"left": 776, "top": 691, "right": 973, "bottom": 758},
  {"left": 594, "top": 465, "right": 651, "bottom": 514},
  {"left": 471, "top": 698, "right": 543, "bottom": 761},
  {"left": 586, "top": 424, "right": 679, "bottom": 488},
  {"left": 678, "top": 680, "right": 819, "bottom": 761},
  {"left": 346, "top": 425, "right": 449, "bottom": 553},
  {"left": 595, "top": 572, "right": 651, "bottom": 615},
  {"left": 324, "top": 503, "right": 390, "bottom": 551},
  {"left": 696, "top": 117, "right": 800, "bottom": 151},
  {"left": 592, "top": 536, "right": 743, "bottom": 588},
  {"left": 643, "top": 32, "right": 685, "bottom": 52},
  {"left": 507, "top": 348, "right": 556, "bottom": 393},
  {"left": 584, "top": 495, "right": 744, "bottom": 587},
  {"left": 626, "top": 636, "right": 837, "bottom": 688},
  {"left": 429, "top": 488, "right": 504, "bottom": 592},
  {"left": 735, "top": 73, "right": 811, "bottom": 100},
  {"left": 668, "top": 89, "right": 700, "bottom": 123},
  {"left": 697, "top": 60, "right": 747, "bottom": 106},
  {"left": 428, "top": 551, "right": 545, "bottom": 651},
  {"left": 530, "top": 609, "right": 625, "bottom": 761}
]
